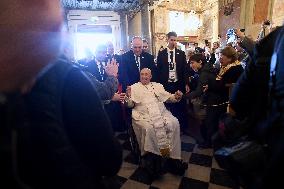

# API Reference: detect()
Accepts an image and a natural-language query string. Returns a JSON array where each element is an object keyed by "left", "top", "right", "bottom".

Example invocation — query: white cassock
[{"left": 130, "top": 82, "right": 181, "bottom": 159}]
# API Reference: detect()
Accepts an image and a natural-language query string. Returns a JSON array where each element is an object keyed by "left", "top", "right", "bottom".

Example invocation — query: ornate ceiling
[
  {"left": 61, "top": 0, "right": 160, "bottom": 11},
  {"left": 61, "top": 0, "right": 219, "bottom": 19}
]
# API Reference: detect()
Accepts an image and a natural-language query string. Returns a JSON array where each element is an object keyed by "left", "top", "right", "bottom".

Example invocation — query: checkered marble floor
[{"left": 114, "top": 132, "right": 240, "bottom": 189}]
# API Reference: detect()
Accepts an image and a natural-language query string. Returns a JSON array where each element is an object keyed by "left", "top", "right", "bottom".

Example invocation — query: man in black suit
[
  {"left": 106, "top": 41, "right": 120, "bottom": 62},
  {"left": 119, "top": 36, "right": 157, "bottom": 92},
  {"left": 143, "top": 39, "right": 150, "bottom": 53},
  {"left": 157, "top": 31, "right": 189, "bottom": 131},
  {"left": 81, "top": 44, "right": 108, "bottom": 82}
]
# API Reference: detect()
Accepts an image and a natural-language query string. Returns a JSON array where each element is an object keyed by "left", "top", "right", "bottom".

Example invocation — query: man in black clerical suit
[
  {"left": 80, "top": 44, "right": 108, "bottom": 82},
  {"left": 106, "top": 41, "right": 120, "bottom": 62},
  {"left": 157, "top": 31, "right": 189, "bottom": 131},
  {"left": 119, "top": 36, "right": 157, "bottom": 92}
]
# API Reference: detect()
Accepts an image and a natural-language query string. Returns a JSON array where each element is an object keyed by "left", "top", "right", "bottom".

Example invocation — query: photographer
[
  {"left": 257, "top": 20, "right": 272, "bottom": 41},
  {"left": 235, "top": 29, "right": 255, "bottom": 58},
  {"left": 230, "top": 25, "right": 284, "bottom": 189}
]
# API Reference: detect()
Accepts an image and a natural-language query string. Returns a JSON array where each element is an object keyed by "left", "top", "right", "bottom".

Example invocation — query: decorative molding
[{"left": 154, "top": 33, "right": 167, "bottom": 41}]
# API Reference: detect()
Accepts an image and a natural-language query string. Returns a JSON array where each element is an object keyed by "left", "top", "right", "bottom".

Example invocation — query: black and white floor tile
[{"left": 115, "top": 132, "right": 240, "bottom": 189}]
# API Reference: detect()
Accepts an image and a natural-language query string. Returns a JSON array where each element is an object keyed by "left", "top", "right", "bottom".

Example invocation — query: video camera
[{"left": 263, "top": 20, "right": 270, "bottom": 26}]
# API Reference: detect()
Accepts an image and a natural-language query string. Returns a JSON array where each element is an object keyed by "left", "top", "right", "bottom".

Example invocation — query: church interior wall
[
  {"left": 219, "top": 0, "right": 241, "bottom": 44},
  {"left": 128, "top": 12, "right": 142, "bottom": 46},
  {"left": 272, "top": 0, "right": 284, "bottom": 27}
]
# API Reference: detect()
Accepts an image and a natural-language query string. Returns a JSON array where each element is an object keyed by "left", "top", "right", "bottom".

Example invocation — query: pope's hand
[{"left": 174, "top": 90, "right": 183, "bottom": 101}]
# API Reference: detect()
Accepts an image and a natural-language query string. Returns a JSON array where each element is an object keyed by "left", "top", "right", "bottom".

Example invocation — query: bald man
[
  {"left": 0, "top": 1, "right": 122, "bottom": 188},
  {"left": 119, "top": 36, "right": 157, "bottom": 92}
]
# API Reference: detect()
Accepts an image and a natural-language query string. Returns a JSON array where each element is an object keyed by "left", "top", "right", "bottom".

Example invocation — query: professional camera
[{"left": 263, "top": 20, "right": 271, "bottom": 26}]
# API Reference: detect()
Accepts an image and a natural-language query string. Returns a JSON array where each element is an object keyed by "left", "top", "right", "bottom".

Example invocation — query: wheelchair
[
  {"left": 124, "top": 107, "right": 173, "bottom": 175},
  {"left": 124, "top": 107, "right": 141, "bottom": 164}
]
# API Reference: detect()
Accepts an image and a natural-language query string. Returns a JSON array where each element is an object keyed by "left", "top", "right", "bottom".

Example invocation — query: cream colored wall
[
  {"left": 128, "top": 12, "right": 142, "bottom": 46},
  {"left": 211, "top": 1, "right": 220, "bottom": 42},
  {"left": 240, "top": 0, "right": 258, "bottom": 40},
  {"left": 153, "top": 5, "right": 169, "bottom": 56},
  {"left": 199, "top": 0, "right": 219, "bottom": 43},
  {"left": 149, "top": 0, "right": 284, "bottom": 55},
  {"left": 151, "top": 0, "right": 219, "bottom": 55},
  {"left": 239, "top": 0, "right": 284, "bottom": 40},
  {"left": 272, "top": 0, "right": 284, "bottom": 26}
]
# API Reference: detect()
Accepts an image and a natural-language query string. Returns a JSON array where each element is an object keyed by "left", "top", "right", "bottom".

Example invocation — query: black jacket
[
  {"left": 229, "top": 26, "right": 284, "bottom": 189},
  {"left": 2, "top": 60, "right": 122, "bottom": 189},
  {"left": 157, "top": 48, "right": 187, "bottom": 92},
  {"left": 187, "top": 63, "right": 217, "bottom": 103},
  {"left": 230, "top": 26, "right": 283, "bottom": 120},
  {"left": 185, "top": 65, "right": 199, "bottom": 91},
  {"left": 118, "top": 50, "right": 157, "bottom": 91},
  {"left": 209, "top": 64, "right": 243, "bottom": 105},
  {"left": 79, "top": 59, "right": 107, "bottom": 82}
]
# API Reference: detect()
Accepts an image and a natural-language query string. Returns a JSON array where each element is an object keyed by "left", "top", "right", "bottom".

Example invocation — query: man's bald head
[
  {"left": 131, "top": 36, "right": 143, "bottom": 56},
  {"left": 0, "top": 0, "right": 63, "bottom": 93}
]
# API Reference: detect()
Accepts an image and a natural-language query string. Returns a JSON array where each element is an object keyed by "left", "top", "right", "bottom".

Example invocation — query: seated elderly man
[{"left": 125, "top": 68, "right": 187, "bottom": 178}]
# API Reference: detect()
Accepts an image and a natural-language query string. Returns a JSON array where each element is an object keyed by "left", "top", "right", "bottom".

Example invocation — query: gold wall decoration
[{"left": 154, "top": 33, "right": 167, "bottom": 41}]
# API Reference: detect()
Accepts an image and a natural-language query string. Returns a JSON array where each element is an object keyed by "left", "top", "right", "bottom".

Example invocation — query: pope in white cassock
[{"left": 125, "top": 68, "right": 187, "bottom": 176}]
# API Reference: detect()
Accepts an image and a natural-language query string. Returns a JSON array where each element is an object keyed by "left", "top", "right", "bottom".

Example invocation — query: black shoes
[
  {"left": 198, "top": 141, "right": 212, "bottom": 149},
  {"left": 167, "top": 159, "right": 188, "bottom": 176},
  {"left": 141, "top": 153, "right": 166, "bottom": 180},
  {"left": 141, "top": 153, "right": 188, "bottom": 178}
]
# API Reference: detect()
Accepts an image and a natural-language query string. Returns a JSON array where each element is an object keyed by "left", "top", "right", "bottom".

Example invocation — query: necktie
[
  {"left": 135, "top": 55, "right": 140, "bottom": 70},
  {"left": 170, "top": 51, "right": 174, "bottom": 62},
  {"left": 99, "top": 62, "right": 104, "bottom": 81},
  {"left": 169, "top": 51, "right": 174, "bottom": 70}
]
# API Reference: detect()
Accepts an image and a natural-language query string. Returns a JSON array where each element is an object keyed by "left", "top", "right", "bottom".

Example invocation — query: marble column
[
  {"left": 140, "top": 1, "right": 152, "bottom": 54},
  {"left": 119, "top": 12, "right": 129, "bottom": 51}
]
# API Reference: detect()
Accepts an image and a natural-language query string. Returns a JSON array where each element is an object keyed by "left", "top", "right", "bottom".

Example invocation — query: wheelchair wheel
[{"left": 127, "top": 123, "right": 141, "bottom": 164}]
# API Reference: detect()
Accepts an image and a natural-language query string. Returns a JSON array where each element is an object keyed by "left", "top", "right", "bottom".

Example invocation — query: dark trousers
[
  {"left": 104, "top": 102, "right": 126, "bottom": 132},
  {"left": 201, "top": 105, "right": 227, "bottom": 145},
  {"left": 163, "top": 81, "right": 188, "bottom": 130}
]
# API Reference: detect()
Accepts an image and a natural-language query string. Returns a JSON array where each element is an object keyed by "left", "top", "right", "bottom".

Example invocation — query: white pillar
[
  {"left": 120, "top": 12, "right": 129, "bottom": 51},
  {"left": 141, "top": 2, "right": 152, "bottom": 53}
]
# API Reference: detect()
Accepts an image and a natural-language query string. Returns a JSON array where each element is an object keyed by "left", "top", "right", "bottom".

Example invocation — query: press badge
[{"left": 169, "top": 70, "right": 176, "bottom": 81}]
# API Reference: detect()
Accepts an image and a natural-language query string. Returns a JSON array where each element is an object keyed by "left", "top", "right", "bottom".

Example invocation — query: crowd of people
[{"left": 1, "top": 0, "right": 284, "bottom": 189}]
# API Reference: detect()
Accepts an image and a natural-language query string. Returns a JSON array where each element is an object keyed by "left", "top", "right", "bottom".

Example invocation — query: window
[
  {"left": 187, "top": 10, "right": 202, "bottom": 31},
  {"left": 75, "top": 32, "right": 114, "bottom": 60},
  {"left": 169, "top": 11, "right": 185, "bottom": 36}
]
